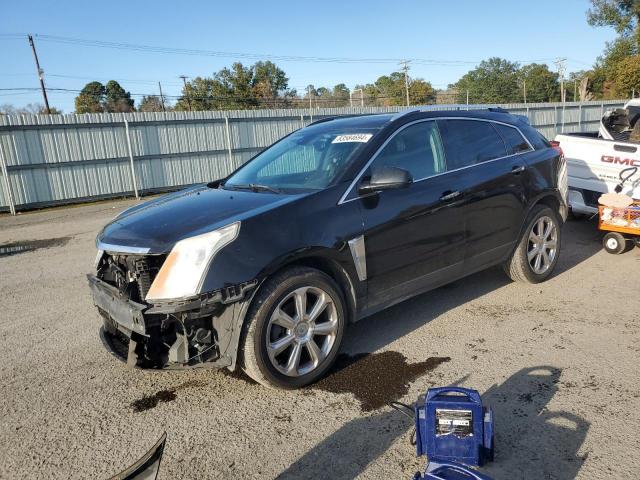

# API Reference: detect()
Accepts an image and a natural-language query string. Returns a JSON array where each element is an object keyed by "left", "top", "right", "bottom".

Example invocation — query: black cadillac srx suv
[{"left": 88, "top": 108, "right": 568, "bottom": 388}]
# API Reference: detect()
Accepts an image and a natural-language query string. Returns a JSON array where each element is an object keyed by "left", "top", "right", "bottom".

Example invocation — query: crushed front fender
[{"left": 88, "top": 274, "right": 259, "bottom": 371}]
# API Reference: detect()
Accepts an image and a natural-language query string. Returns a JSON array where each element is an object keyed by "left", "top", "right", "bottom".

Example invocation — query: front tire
[
  {"left": 503, "top": 205, "right": 562, "bottom": 284},
  {"left": 239, "top": 266, "right": 345, "bottom": 389}
]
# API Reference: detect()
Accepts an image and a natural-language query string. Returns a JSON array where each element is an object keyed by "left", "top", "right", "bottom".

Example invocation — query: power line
[
  {"left": 33, "top": 34, "right": 409, "bottom": 64},
  {"left": 47, "top": 74, "right": 182, "bottom": 86},
  {"left": 13, "top": 33, "right": 564, "bottom": 67},
  {"left": 0, "top": 91, "right": 41, "bottom": 97},
  {"left": 0, "top": 33, "right": 595, "bottom": 75}
]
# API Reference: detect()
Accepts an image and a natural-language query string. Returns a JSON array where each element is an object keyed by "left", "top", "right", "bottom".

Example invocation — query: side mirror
[{"left": 358, "top": 166, "right": 412, "bottom": 195}]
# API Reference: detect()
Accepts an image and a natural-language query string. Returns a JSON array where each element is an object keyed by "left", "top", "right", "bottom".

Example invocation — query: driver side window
[{"left": 371, "top": 121, "right": 446, "bottom": 180}]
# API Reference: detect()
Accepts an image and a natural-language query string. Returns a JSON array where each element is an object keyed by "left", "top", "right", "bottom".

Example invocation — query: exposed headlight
[{"left": 146, "top": 222, "right": 240, "bottom": 301}]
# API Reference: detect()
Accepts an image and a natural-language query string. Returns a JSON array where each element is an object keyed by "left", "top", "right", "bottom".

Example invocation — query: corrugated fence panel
[
  {"left": 0, "top": 100, "right": 626, "bottom": 212},
  {"left": 135, "top": 152, "right": 236, "bottom": 191},
  {"left": 0, "top": 163, "right": 8, "bottom": 210}
]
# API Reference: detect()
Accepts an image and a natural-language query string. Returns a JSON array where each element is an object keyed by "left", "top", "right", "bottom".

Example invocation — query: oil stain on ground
[
  {"left": 131, "top": 379, "right": 205, "bottom": 412},
  {"left": 0, "top": 237, "right": 70, "bottom": 258},
  {"left": 313, "top": 351, "right": 450, "bottom": 411}
]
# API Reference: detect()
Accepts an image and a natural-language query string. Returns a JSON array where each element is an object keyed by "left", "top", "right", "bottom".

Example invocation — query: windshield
[{"left": 223, "top": 125, "right": 379, "bottom": 192}]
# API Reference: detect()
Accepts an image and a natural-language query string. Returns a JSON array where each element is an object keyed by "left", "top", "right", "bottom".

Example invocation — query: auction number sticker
[{"left": 332, "top": 133, "right": 373, "bottom": 143}]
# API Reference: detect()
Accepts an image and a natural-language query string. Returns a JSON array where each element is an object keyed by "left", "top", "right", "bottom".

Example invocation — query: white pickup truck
[{"left": 554, "top": 99, "right": 640, "bottom": 215}]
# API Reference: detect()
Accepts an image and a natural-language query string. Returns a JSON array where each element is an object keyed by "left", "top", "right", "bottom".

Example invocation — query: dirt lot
[{"left": 0, "top": 199, "right": 639, "bottom": 480}]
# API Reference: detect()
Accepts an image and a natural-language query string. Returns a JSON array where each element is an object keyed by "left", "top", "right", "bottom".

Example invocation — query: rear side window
[
  {"left": 494, "top": 124, "right": 532, "bottom": 154},
  {"left": 371, "top": 121, "right": 446, "bottom": 180},
  {"left": 438, "top": 119, "right": 507, "bottom": 170}
]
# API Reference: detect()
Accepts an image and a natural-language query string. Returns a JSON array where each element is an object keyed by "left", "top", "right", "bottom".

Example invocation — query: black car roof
[
  {"left": 311, "top": 108, "right": 524, "bottom": 129},
  {"left": 407, "top": 108, "right": 523, "bottom": 124}
]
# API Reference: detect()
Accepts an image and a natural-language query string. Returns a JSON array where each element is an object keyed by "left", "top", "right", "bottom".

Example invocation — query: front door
[{"left": 354, "top": 120, "right": 466, "bottom": 312}]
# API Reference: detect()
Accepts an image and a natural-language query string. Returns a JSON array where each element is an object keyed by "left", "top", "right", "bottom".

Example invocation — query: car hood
[{"left": 97, "top": 184, "right": 307, "bottom": 253}]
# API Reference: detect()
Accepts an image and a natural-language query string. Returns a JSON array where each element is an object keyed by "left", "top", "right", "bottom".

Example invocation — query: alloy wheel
[
  {"left": 266, "top": 286, "right": 339, "bottom": 377},
  {"left": 527, "top": 215, "right": 558, "bottom": 275}
]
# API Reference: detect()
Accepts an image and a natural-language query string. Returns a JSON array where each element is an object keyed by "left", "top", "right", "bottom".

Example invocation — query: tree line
[{"left": 66, "top": 60, "right": 559, "bottom": 113}]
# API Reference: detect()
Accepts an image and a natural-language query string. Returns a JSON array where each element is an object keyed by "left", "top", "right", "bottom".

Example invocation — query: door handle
[
  {"left": 511, "top": 165, "right": 526, "bottom": 174},
  {"left": 440, "top": 190, "right": 462, "bottom": 202}
]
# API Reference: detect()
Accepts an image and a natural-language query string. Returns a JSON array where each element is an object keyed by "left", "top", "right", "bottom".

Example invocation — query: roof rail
[
  {"left": 390, "top": 105, "right": 512, "bottom": 123},
  {"left": 487, "top": 107, "right": 509, "bottom": 113}
]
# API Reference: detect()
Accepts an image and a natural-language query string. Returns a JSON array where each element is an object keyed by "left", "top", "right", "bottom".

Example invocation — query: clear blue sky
[{"left": 1, "top": 0, "right": 617, "bottom": 112}]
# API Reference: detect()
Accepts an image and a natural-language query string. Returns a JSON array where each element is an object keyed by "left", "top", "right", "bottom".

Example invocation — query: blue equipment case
[{"left": 415, "top": 387, "right": 494, "bottom": 467}]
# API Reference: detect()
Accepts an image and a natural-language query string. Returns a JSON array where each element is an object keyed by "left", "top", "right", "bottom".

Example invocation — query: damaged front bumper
[{"left": 87, "top": 274, "right": 257, "bottom": 370}]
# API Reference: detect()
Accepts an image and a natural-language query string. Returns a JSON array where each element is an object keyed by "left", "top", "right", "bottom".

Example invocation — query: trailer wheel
[
  {"left": 603, "top": 232, "right": 627, "bottom": 254},
  {"left": 634, "top": 237, "right": 640, "bottom": 249}
]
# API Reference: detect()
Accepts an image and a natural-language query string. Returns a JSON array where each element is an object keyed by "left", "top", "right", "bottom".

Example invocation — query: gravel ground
[{"left": 0, "top": 199, "right": 639, "bottom": 480}]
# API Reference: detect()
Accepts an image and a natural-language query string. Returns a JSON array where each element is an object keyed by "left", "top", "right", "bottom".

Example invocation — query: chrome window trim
[
  {"left": 337, "top": 117, "right": 534, "bottom": 205},
  {"left": 96, "top": 241, "right": 151, "bottom": 255}
]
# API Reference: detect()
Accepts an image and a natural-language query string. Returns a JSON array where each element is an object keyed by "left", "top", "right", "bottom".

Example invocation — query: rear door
[
  {"left": 355, "top": 120, "right": 466, "bottom": 312},
  {"left": 437, "top": 119, "right": 530, "bottom": 271}
]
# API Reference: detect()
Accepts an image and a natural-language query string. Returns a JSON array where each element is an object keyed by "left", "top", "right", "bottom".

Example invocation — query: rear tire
[
  {"left": 239, "top": 266, "right": 345, "bottom": 389},
  {"left": 503, "top": 205, "right": 562, "bottom": 284},
  {"left": 603, "top": 232, "right": 627, "bottom": 255}
]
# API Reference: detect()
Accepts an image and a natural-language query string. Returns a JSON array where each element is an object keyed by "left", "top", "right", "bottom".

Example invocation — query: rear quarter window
[
  {"left": 520, "top": 124, "right": 551, "bottom": 150},
  {"left": 494, "top": 123, "right": 532, "bottom": 154}
]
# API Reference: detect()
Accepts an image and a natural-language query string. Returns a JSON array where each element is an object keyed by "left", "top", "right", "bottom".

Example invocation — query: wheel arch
[
  {"left": 254, "top": 251, "right": 360, "bottom": 324},
  {"left": 534, "top": 193, "right": 561, "bottom": 216},
  {"left": 527, "top": 190, "right": 567, "bottom": 221},
  {"left": 282, "top": 255, "right": 358, "bottom": 324}
]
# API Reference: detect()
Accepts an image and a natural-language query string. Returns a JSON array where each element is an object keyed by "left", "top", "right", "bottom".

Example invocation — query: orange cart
[{"left": 599, "top": 203, "right": 640, "bottom": 254}]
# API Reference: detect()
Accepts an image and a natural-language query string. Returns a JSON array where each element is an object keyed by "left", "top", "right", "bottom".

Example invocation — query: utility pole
[
  {"left": 28, "top": 35, "right": 50, "bottom": 114},
  {"left": 574, "top": 79, "right": 577, "bottom": 102},
  {"left": 307, "top": 85, "right": 313, "bottom": 109},
  {"left": 351, "top": 88, "right": 364, "bottom": 108},
  {"left": 179, "top": 75, "right": 191, "bottom": 111},
  {"left": 554, "top": 58, "right": 567, "bottom": 103},
  {"left": 399, "top": 60, "right": 411, "bottom": 106},
  {"left": 523, "top": 79, "right": 527, "bottom": 105},
  {"left": 555, "top": 58, "right": 567, "bottom": 133},
  {"left": 158, "top": 81, "right": 166, "bottom": 112}
]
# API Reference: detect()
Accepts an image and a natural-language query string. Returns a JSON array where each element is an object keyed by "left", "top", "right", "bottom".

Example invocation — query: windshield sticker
[{"left": 332, "top": 133, "right": 373, "bottom": 144}]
